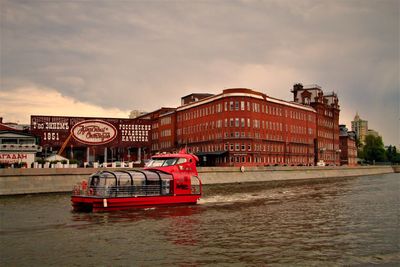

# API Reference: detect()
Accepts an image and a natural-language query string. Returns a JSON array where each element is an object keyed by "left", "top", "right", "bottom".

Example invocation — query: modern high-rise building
[{"left": 351, "top": 112, "right": 368, "bottom": 144}]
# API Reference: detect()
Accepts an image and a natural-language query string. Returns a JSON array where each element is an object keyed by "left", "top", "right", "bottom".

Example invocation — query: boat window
[
  {"left": 100, "top": 173, "right": 117, "bottom": 187},
  {"left": 114, "top": 171, "right": 132, "bottom": 186},
  {"left": 146, "top": 159, "right": 164, "bottom": 167},
  {"left": 143, "top": 170, "right": 161, "bottom": 180},
  {"left": 163, "top": 158, "right": 178, "bottom": 166},
  {"left": 176, "top": 158, "right": 187, "bottom": 165},
  {"left": 146, "top": 158, "right": 179, "bottom": 167},
  {"left": 89, "top": 175, "right": 100, "bottom": 187}
]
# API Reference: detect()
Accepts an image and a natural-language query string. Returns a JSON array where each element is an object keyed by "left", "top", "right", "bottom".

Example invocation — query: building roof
[
  {"left": 176, "top": 88, "right": 316, "bottom": 113},
  {"left": 0, "top": 122, "right": 23, "bottom": 131}
]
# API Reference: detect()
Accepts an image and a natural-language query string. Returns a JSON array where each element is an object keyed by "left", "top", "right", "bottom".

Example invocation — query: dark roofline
[
  {"left": 0, "top": 130, "right": 36, "bottom": 137},
  {"left": 180, "top": 93, "right": 214, "bottom": 99}
]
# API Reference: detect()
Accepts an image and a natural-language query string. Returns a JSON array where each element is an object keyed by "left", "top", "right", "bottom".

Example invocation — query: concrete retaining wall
[
  {"left": 0, "top": 166, "right": 396, "bottom": 196},
  {"left": 198, "top": 166, "right": 395, "bottom": 185},
  {"left": 0, "top": 168, "right": 95, "bottom": 195}
]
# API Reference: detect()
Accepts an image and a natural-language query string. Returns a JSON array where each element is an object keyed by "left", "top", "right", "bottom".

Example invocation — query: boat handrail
[
  {"left": 191, "top": 175, "right": 202, "bottom": 195},
  {"left": 74, "top": 184, "right": 171, "bottom": 198}
]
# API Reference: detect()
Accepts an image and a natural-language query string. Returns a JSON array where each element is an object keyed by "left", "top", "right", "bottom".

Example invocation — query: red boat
[{"left": 71, "top": 150, "right": 202, "bottom": 212}]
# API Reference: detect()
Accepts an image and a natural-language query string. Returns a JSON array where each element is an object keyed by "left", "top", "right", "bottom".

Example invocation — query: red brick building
[
  {"left": 339, "top": 125, "right": 357, "bottom": 166},
  {"left": 142, "top": 85, "right": 341, "bottom": 167},
  {"left": 292, "top": 84, "right": 340, "bottom": 166},
  {"left": 29, "top": 84, "right": 343, "bottom": 167}
]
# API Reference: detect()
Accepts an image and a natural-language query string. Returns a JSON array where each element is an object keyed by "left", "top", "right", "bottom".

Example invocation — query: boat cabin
[
  {"left": 71, "top": 151, "right": 202, "bottom": 212},
  {"left": 85, "top": 170, "right": 174, "bottom": 197},
  {"left": 74, "top": 153, "right": 201, "bottom": 198}
]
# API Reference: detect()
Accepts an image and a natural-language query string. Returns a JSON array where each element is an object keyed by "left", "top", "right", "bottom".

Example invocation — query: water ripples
[{"left": 1, "top": 173, "right": 399, "bottom": 266}]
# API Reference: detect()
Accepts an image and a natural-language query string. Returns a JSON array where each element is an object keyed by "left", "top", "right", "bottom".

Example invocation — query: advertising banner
[{"left": 30, "top": 116, "right": 151, "bottom": 148}]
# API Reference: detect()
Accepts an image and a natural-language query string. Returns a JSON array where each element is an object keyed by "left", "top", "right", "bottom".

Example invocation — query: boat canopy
[
  {"left": 89, "top": 170, "right": 173, "bottom": 187},
  {"left": 83, "top": 170, "right": 173, "bottom": 197}
]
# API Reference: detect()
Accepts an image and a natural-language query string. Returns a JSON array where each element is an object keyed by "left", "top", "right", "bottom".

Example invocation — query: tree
[
  {"left": 362, "top": 134, "right": 386, "bottom": 163},
  {"left": 355, "top": 136, "right": 363, "bottom": 149},
  {"left": 386, "top": 146, "right": 400, "bottom": 164}
]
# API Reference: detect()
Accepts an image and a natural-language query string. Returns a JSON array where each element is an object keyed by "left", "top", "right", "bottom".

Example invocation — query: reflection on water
[{"left": 1, "top": 173, "right": 399, "bottom": 266}]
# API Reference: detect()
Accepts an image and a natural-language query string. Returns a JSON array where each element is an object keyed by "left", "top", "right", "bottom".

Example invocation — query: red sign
[
  {"left": 30, "top": 115, "right": 151, "bottom": 148},
  {"left": 71, "top": 120, "right": 117, "bottom": 145},
  {"left": 0, "top": 153, "right": 32, "bottom": 163}
]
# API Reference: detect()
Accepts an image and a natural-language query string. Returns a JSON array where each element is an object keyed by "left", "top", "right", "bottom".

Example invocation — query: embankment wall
[{"left": 0, "top": 166, "right": 396, "bottom": 196}]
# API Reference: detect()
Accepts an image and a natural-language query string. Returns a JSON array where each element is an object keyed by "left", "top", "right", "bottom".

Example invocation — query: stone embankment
[{"left": 0, "top": 165, "right": 396, "bottom": 196}]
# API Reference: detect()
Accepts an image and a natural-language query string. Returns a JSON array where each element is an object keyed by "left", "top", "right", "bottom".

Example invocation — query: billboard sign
[
  {"left": 71, "top": 120, "right": 117, "bottom": 145},
  {"left": 30, "top": 116, "right": 151, "bottom": 148}
]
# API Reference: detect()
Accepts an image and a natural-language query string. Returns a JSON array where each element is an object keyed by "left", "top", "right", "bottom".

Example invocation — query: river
[{"left": 1, "top": 173, "right": 399, "bottom": 266}]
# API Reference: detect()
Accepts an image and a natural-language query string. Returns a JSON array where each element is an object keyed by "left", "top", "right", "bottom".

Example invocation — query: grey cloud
[{"left": 1, "top": 0, "right": 398, "bottom": 145}]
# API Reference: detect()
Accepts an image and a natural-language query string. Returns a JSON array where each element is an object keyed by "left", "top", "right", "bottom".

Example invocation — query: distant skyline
[{"left": 1, "top": 0, "right": 398, "bottom": 146}]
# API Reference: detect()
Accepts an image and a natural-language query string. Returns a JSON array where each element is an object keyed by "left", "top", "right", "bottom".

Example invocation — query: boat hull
[{"left": 71, "top": 194, "right": 201, "bottom": 212}]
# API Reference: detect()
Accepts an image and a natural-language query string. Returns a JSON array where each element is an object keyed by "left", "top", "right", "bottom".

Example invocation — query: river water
[{"left": 1, "top": 173, "right": 399, "bottom": 266}]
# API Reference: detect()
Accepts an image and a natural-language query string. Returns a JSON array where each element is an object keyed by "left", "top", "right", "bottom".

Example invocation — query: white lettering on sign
[
  {"left": 43, "top": 132, "right": 60, "bottom": 141},
  {"left": 45, "top": 122, "right": 69, "bottom": 130},
  {"left": 119, "top": 124, "right": 151, "bottom": 143},
  {"left": 72, "top": 120, "right": 117, "bottom": 145}
]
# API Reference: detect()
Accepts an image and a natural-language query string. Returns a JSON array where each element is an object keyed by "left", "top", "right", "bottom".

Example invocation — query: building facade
[
  {"left": 351, "top": 112, "right": 368, "bottom": 144},
  {"left": 144, "top": 85, "right": 341, "bottom": 167},
  {"left": 30, "top": 115, "right": 151, "bottom": 165},
  {"left": 0, "top": 119, "right": 42, "bottom": 168},
  {"left": 339, "top": 125, "right": 357, "bottom": 166},
  {"left": 24, "top": 84, "right": 344, "bottom": 167},
  {"left": 292, "top": 84, "right": 341, "bottom": 165}
]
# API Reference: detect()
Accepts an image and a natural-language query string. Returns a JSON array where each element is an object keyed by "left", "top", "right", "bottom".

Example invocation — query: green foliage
[
  {"left": 69, "top": 159, "right": 79, "bottom": 164},
  {"left": 36, "top": 159, "right": 48, "bottom": 164},
  {"left": 362, "top": 134, "right": 386, "bottom": 163},
  {"left": 355, "top": 136, "right": 363, "bottom": 149},
  {"left": 386, "top": 145, "right": 400, "bottom": 164}
]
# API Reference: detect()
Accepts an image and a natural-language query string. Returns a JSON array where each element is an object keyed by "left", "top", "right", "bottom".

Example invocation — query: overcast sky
[{"left": 1, "top": 0, "right": 399, "bottom": 146}]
